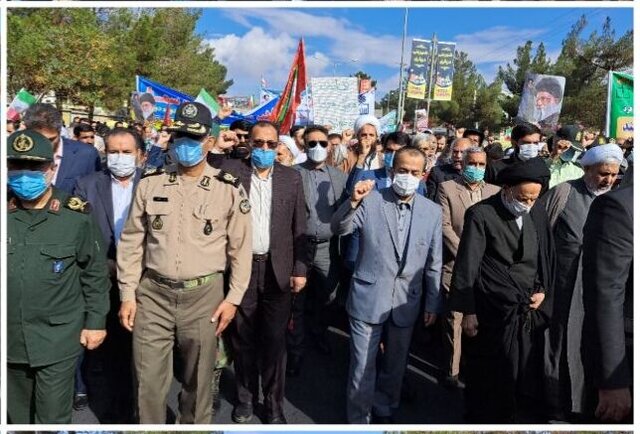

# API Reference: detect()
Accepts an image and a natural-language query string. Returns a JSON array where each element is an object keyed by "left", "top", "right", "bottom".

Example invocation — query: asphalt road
[{"left": 73, "top": 320, "right": 465, "bottom": 425}]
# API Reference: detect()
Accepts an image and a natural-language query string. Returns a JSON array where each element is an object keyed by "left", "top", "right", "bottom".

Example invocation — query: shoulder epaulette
[
  {"left": 65, "top": 196, "right": 91, "bottom": 214},
  {"left": 217, "top": 170, "right": 240, "bottom": 188},
  {"left": 142, "top": 167, "right": 165, "bottom": 179}
]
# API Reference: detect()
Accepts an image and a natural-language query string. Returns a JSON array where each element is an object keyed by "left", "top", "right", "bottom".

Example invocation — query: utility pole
[
  {"left": 397, "top": 8, "right": 408, "bottom": 129},
  {"left": 473, "top": 88, "right": 478, "bottom": 129},
  {"left": 424, "top": 32, "right": 438, "bottom": 130}
]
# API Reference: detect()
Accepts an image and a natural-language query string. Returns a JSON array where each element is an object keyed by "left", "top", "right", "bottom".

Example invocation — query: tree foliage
[{"left": 8, "top": 8, "right": 232, "bottom": 114}]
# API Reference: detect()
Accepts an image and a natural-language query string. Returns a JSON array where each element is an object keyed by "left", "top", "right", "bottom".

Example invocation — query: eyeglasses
[
  {"left": 307, "top": 140, "right": 328, "bottom": 148},
  {"left": 251, "top": 139, "right": 279, "bottom": 149}
]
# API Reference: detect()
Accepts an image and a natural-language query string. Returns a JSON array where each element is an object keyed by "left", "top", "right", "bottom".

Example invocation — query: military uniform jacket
[
  {"left": 7, "top": 188, "right": 110, "bottom": 367},
  {"left": 117, "top": 164, "right": 252, "bottom": 305}
]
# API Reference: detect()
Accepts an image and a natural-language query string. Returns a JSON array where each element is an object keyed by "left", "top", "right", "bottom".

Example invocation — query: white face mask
[
  {"left": 107, "top": 153, "right": 137, "bottom": 178},
  {"left": 519, "top": 143, "right": 541, "bottom": 161},
  {"left": 392, "top": 173, "right": 420, "bottom": 197},
  {"left": 307, "top": 145, "right": 328, "bottom": 163},
  {"left": 501, "top": 190, "right": 532, "bottom": 217}
]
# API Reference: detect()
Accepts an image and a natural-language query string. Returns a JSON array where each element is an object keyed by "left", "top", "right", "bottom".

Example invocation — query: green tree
[{"left": 351, "top": 70, "right": 378, "bottom": 88}]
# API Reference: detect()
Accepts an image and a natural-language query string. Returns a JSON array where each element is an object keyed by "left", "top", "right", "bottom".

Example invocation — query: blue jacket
[{"left": 55, "top": 138, "right": 102, "bottom": 194}]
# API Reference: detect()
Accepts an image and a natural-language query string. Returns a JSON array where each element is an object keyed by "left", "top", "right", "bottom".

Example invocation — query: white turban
[
  {"left": 353, "top": 114, "right": 380, "bottom": 136},
  {"left": 580, "top": 144, "right": 624, "bottom": 167},
  {"left": 278, "top": 135, "right": 299, "bottom": 159}
]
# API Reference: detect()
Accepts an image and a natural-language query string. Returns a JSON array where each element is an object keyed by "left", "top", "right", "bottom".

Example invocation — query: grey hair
[
  {"left": 412, "top": 132, "right": 434, "bottom": 148},
  {"left": 23, "top": 103, "right": 63, "bottom": 132},
  {"left": 463, "top": 146, "right": 486, "bottom": 165}
]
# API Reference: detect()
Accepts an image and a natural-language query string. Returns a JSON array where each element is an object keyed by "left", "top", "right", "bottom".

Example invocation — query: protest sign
[
  {"left": 606, "top": 71, "right": 633, "bottom": 139},
  {"left": 407, "top": 39, "right": 432, "bottom": 100},
  {"left": 516, "top": 72, "right": 566, "bottom": 129},
  {"left": 433, "top": 42, "right": 456, "bottom": 101},
  {"left": 379, "top": 110, "right": 397, "bottom": 134},
  {"left": 311, "top": 77, "right": 359, "bottom": 134},
  {"left": 359, "top": 88, "right": 376, "bottom": 116},
  {"left": 134, "top": 76, "right": 193, "bottom": 123}
]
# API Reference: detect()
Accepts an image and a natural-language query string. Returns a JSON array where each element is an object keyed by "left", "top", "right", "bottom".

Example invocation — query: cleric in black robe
[{"left": 449, "top": 157, "right": 555, "bottom": 423}]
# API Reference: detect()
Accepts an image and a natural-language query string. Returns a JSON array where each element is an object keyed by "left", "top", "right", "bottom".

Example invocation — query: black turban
[
  {"left": 497, "top": 157, "right": 550, "bottom": 192},
  {"left": 139, "top": 93, "right": 156, "bottom": 105}
]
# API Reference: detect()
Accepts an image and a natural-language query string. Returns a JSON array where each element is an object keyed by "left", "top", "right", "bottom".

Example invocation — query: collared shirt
[
  {"left": 250, "top": 166, "right": 273, "bottom": 254},
  {"left": 394, "top": 193, "right": 415, "bottom": 260},
  {"left": 52, "top": 140, "right": 64, "bottom": 186},
  {"left": 465, "top": 181, "right": 484, "bottom": 204},
  {"left": 111, "top": 175, "right": 135, "bottom": 245},
  {"left": 306, "top": 165, "right": 335, "bottom": 239},
  {"left": 547, "top": 159, "right": 584, "bottom": 188}
]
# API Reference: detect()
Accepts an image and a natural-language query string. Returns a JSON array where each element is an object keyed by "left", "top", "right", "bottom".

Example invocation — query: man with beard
[
  {"left": 542, "top": 144, "right": 625, "bottom": 422},
  {"left": 449, "top": 157, "right": 555, "bottom": 423},
  {"left": 426, "top": 137, "right": 472, "bottom": 200},
  {"left": 485, "top": 122, "right": 543, "bottom": 185},
  {"left": 533, "top": 78, "right": 563, "bottom": 129}
]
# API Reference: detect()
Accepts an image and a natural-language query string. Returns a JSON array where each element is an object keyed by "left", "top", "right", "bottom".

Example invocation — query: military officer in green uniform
[{"left": 7, "top": 129, "right": 110, "bottom": 424}]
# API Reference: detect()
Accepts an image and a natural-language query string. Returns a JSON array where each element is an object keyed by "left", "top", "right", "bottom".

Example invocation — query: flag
[
  {"left": 195, "top": 88, "right": 221, "bottom": 118},
  {"left": 7, "top": 88, "right": 37, "bottom": 121},
  {"left": 606, "top": 71, "right": 633, "bottom": 139},
  {"left": 271, "top": 39, "right": 307, "bottom": 134},
  {"left": 249, "top": 95, "right": 255, "bottom": 109}
]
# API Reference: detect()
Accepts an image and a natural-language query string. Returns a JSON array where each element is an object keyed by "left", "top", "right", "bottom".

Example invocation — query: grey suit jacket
[
  {"left": 437, "top": 178, "right": 500, "bottom": 290},
  {"left": 331, "top": 187, "right": 443, "bottom": 326}
]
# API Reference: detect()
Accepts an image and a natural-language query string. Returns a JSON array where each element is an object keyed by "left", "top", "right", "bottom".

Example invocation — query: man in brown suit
[
  {"left": 226, "top": 121, "right": 308, "bottom": 424},
  {"left": 437, "top": 146, "right": 500, "bottom": 388}
]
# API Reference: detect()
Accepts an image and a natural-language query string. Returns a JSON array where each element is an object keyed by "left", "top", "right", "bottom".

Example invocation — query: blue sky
[{"left": 197, "top": 7, "right": 633, "bottom": 99}]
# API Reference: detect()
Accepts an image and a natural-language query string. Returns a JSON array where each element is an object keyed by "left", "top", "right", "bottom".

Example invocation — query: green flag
[
  {"left": 606, "top": 71, "right": 633, "bottom": 139},
  {"left": 195, "top": 88, "right": 221, "bottom": 116}
]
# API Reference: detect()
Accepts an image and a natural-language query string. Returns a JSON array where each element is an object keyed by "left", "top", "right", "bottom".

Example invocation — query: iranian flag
[
  {"left": 195, "top": 88, "right": 221, "bottom": 118},
  {"left": 271, "top": 39, "right": 307, "bottom": 134},
  {"left": 7, "top": 88, "right": 37, "bottom": 121}
]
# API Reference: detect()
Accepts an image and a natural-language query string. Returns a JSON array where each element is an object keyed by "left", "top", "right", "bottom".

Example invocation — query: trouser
[
  {"left": 442, "top": 310, "right": 464, "bottom": 377},
  {"left": 287, "top": 238, "right": 340, "bottom": 358},
  {"left": 74, "top": 352, "right": 87, "bottom": 396},
  {"left": 346, "top": 316, "right": 414, "bottom": 424},
  {"left": 133, "top": 274, "right": 223, "bottom": 424},
  {"left": 8, "top": 357, "right": 77, "bottom": 423},
  {"left": 231, "top": 257, "right": 291, "bottom": 418}
]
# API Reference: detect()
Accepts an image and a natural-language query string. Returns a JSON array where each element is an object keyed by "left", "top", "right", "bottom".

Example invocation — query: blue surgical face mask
[
  {"left": 252, "top": 148, "right": 276, "bottom": 169},
  {"left": 463, "top": 166, "right": 485, "bottom": 183},
  {"left": 8, "top": 170, "right": 50, "bottom": 201},
  {"left": 173, "top": 137, "right": 205, "bottom": 167},
  {"left": 384, "top": 151, "right": 395, "bottom": 169},
  {"left": 518, "top": 143, "right": 540, "bottom": 161}
]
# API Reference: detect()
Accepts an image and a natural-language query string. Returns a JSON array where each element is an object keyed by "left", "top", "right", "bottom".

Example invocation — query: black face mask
[{"left": 230, "top": 145, "right": 251, "bottom": 160}]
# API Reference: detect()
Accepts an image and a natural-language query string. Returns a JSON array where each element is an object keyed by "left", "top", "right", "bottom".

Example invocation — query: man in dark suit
[
  {"left": 581, "top": 183, "right": 633, "bottom": 423},
  {"left": 426, "top": 137, "right": 471, "bottom": 200},
  {"left": 23, "top": 104, "right": 101, "bottom": 194},
  {"left": 228, "top": 121, "right": 308, "bottom": 424},
  {"left": 73, "top": 128, "right": 145, "bottom": 422},
  {"left": 485, "top": 122, "right": 543, "bottom": 185}
]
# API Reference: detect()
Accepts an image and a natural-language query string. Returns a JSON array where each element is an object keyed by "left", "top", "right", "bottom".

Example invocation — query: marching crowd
[{"left": 7, "top": 102, "right": 633, "bottom": 425}]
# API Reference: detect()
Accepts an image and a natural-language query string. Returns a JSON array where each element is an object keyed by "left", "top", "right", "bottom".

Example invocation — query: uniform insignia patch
[
  {"left": 183, "top": 103, "right": 199, "bottom": 119},
  {"left": 239, "top": 199, "right": 251, "bottom": 214},
  {"left": 52, "top": 260, "right": 64, "bottom": 274},
  {"left": 200, "top": 176, "right": 211, "bottom": 188},
  {"left": 217, "top": 171, "right": 240, "bottom": 188},
  {"left": 66, "top": 197, "right": 89, "bottom": 213},
  {"left": 152, "top": 215, "right": 163, "bottom": 230},
  {"left": 169, "top": 172, "right": 177, "bottom": 183},
  {"left": 49, "top": 199, "right": 61, "bottom": 212},
  {"left": 142, "top": 167, "right": 164, "bottom": 179},
  {"left": 204, "top": 219, "right": 213, "bottom": 235},
  {"left": 13, "top": 134, "right": 34, "bottom": 153}
]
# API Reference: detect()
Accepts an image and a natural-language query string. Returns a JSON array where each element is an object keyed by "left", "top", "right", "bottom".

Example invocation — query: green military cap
[{"left": 7, "top": 130, "right": 54, "bottom": 162}]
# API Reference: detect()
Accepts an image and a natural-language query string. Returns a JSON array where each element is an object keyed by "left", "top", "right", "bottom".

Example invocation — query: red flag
[
  {"left": 163, "top": 104, "right": 172, "bottom": 126},
  {"left": 271, "top": 39, "right": 307, "bottom": 134}
]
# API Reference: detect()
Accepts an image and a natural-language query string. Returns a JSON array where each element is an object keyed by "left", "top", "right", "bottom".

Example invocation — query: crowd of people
[{"left": 6, "top": 102, "right": 633, "bottom": 425}]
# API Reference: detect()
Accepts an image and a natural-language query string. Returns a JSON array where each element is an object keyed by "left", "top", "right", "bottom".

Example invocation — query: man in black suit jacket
[
  {"left": 581, "top": 183, "right": 633, "bottom": 423},
  {"left": 426, "top": 137, "right": 471, "bottom": 200},
  {"left": 72, "top": 128, "right": 144, "bottom": 422},
  {"left": 227, "top": 121, "right": 308, "bottom": 424},
  {"left": 23, "top": 104, "right": 101, "bottom": 194}
]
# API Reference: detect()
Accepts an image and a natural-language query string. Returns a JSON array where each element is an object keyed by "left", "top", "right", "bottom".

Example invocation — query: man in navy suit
[
  {"left": 332, "top": 146, "right": 443, "bottom": 423},
  {"left": 72, "top": 128, "right": 145, "bottom": 422},
  {"left": 23, "top": 104, "right": 101, "bottom": 194}
]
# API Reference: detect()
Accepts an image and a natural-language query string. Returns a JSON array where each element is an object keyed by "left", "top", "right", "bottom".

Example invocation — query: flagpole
[
  {"left": 605, "top": 70, "right": 612, "bottom": 137},
  {"left": 425, "top": 33, "right": 438, "bottom": 129},
  {"left": 397, "top": 8, "right": 408, "bottom": 128}
]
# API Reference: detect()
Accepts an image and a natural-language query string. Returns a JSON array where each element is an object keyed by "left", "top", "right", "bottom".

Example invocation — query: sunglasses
[
  {"left": 307, "top": 140, "right": 328, "bottom": 148},
  {"left": 251, "top": 139, "right": 279, "bottom": 149}
]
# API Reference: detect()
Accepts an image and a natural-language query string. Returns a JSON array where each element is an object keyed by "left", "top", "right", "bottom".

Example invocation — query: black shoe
[
  {"left": 267, "top": 414, "right": 287, "bottom": 424},
  {"left": 441, "top": 375, "right": 464, "bottom": 389},
  {"left": 371, "top": 413, "right": 394, "bottom": 424},
  {"left": 286, "top": 355, "right": 302, "bottom": 377},
  {"left": 211, "top": 368, "right": 223, "bottom": 411},
  {"left": 73, "top": 393, "right": 89, "bottom": 410},
  {"left": 232, "top": 402, "right": 254, "bottom": 423}
]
